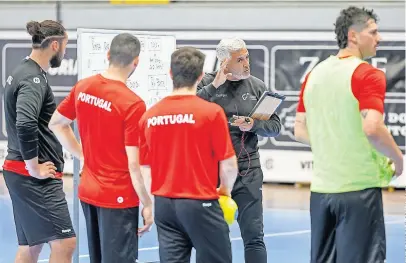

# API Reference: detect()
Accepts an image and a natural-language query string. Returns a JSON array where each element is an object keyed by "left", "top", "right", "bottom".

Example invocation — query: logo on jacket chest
[{"left": 241, "top": 93, "right": 257, "bottom": 101}]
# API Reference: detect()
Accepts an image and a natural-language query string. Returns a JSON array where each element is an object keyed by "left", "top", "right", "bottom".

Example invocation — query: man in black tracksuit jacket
[
  {"left": 2, "top": 20, "right": 76, "bottom": 262},
  {"left": 197, "top": 37, "right": 281, "bottom": 263}
]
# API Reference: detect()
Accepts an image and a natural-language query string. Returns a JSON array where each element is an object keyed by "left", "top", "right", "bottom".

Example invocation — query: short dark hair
[
  {"left": 26, "top": 20, "right": 66, "bottom": 49},
  {"left": 334, "top": 6, "right": 379, "bottom": 49},
  {"left": 109, "top": 33, "right": 141, "bottom": 67},
  {"left": 170, "top": 47, "right": 205, "bottom": 88}
]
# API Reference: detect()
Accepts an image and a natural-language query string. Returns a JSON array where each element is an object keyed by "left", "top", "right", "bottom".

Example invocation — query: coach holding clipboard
[{"left": 197, "top": 37, "right": 282, "bottom": 263}]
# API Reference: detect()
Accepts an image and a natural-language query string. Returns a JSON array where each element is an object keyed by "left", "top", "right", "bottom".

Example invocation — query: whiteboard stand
[
  {"left": 72, "top": 123, "right": 80, "bottom": 263},
  {"left": 72, "top": 29, "right": 84, "bottom": 263}
]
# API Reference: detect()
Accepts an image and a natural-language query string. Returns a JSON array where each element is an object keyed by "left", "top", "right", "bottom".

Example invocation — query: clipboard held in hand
[{"left": 248, "top": 91, "right": 286, "bottom": 120}]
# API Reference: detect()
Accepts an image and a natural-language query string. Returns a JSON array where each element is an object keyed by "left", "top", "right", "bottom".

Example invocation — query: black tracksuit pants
[
  {"left": 232, "top": 165, "right": 267, "bottom": 263},
  {"left": 154, "top": 196, "right": 232, "bottom": 263}
]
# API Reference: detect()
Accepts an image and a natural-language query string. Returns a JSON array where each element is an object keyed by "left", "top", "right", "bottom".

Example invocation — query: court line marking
[{"left": 37, "top": 220, "right": 403, "bottom": 262}]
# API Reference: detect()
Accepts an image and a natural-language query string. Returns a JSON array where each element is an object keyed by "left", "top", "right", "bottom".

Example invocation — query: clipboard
[{"left": 248, "top": 91, "right": 286, "bottom": 120}]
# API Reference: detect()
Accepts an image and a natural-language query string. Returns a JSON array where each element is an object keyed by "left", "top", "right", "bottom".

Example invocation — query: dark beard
[{"left": 49, "top": 53, "right": 62, "bottom": 68}]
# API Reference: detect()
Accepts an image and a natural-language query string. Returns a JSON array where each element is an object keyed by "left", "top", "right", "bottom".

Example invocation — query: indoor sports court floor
[{"left": 0, "top": 175, "right": 404, "bottom": 263}]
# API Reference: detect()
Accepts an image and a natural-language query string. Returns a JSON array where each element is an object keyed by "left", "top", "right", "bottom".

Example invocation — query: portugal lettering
[
  {"left": 147, "top": 114, "right": 195, "bottom": 128},
  {"left": 77, "top": 92, "right": 112, "bottom": 112}
]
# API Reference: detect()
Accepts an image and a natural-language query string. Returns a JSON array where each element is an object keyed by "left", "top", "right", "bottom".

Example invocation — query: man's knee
[
  {"left": 238, "top": 206, "right": 264, "bottom": 245},
  {"left": 17, "top": 244, "right": 44, "bottom": 260},
  {"left": 241, "top": 225, "right": 265, "bottom": 246},
  {"left": 50, "top": 237, "right": 76, "bottom": 254},
  {"left": 15, "top": 244, "right": 44, "bottom": 263}
]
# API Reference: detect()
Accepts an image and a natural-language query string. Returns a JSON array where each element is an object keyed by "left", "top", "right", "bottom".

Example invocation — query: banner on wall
[{"left": 0, "top": 31, "right": 404, "bottom": 186}]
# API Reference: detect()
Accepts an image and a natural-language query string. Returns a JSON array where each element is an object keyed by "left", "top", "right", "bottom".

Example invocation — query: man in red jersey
[
  {"left": 48, "top": 33, "right": 153, "bottom": 263},
  {"left": 138, "top": 47, "right": 238, "bottom": 263}
]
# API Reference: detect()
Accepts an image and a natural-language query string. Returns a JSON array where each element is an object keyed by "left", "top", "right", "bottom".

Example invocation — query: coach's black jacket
[{"left": 197, "top": 72, "right": 281, "bottom": 169}]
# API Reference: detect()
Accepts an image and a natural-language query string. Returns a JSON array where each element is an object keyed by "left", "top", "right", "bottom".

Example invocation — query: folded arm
[{"left": 251, "top": 114, "right": 282, "bottom": 137}]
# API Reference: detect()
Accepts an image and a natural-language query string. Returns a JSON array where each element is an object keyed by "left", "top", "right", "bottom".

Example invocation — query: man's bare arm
[
  {"left": 125, "top": 146, "right": 153, "bottom": 208},
  {"left": 49, "top": 110, "right": 83, "bottom": 161},
  {"left": 361, "top": 109, "right": 403, "bottom": 164},
  {"left": 140, "top": 165, "right": 153, "bottom": 201},
  {"left": 294, "top": 112, "right": 310, "bottom": 146},
  {"left": 218, "top": 156, "right": 238, "bottom": 196}
]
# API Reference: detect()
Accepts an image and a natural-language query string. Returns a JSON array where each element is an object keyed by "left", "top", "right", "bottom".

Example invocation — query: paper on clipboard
[{"left": 249, "top": 91, "right": 286, "bottom": 120}]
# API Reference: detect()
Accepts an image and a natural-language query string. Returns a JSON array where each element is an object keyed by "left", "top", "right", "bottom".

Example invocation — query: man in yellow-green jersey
[{"left": 294, "top": 6, "right": 404, "bottom": 263}]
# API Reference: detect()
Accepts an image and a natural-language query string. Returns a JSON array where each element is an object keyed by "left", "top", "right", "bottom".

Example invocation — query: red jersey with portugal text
[
  {"left": 139, "top": 95, "right": 235, "bottom": 200},
  {"left": 57, "top": 74, "right": 146, "bottom": 208}
]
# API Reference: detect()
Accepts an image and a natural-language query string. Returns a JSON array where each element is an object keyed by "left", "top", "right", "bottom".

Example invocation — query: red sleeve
[
  {"left": 297, "top": 72, "right": 310, "bottom": 113},
  {"left": 211, "top": 108, "right": 235, "bottom": 161},
  {"left": 124, "top": 100, "right": 146, "bottom": 146},
  {"left": 138, "top": 114, "right": 149, "bottom": 166},
  {"left": 57, "top": 86, "right": 77, "bottom": 120},
  {"left": 352, "top": 63, "right": 386, "bottom": 114}
]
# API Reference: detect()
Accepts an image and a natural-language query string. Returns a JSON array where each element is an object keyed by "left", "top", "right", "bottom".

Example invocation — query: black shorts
[
  {"left": 81, "top": 201, "right": 139, "bottom": 263},
  {"left": 310, "top": 187, "right": 386, "bottom": 263},
  {"left": 3, "top": 170, "right": 75, "bottom": 246},
  {"left": 154, "top": 196, "right": 232, "bottom": 263}
]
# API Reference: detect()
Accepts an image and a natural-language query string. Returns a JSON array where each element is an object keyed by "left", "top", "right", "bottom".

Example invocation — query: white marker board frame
[
  {"left": 73, "top": 28, "right": 176, "bottom": 263},
  {"left": 77, "top": 28, "right": 177, "bottom": 107}
]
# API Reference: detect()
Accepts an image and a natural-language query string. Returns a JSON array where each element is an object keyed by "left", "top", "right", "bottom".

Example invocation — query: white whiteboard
[{"left": 76, "top": 28, "right": 176, "bottom": 108}]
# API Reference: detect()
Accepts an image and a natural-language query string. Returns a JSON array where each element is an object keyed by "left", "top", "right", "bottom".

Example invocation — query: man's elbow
[
  {"left": 274, "top": 122, "right": 282, "bottom": 136},
  {"left": 268, "top": 115, "right": 282, "bottom": 136},
  {"left": 48, "top": 113, "right": 60, "bottom": 131},
  {"left": 220, "top": 155, "right": 238, "bottom": 173},
  {"left": 128, "top": 161, "right": 143, "bottom": 179},
  {"left": 294, "top": 129, "right": 300, "bottom": 142},
  {"left": 294, "top": 126, "right": 305, "bottom": 142},
  {"left": 264, "top": 122, "right": 281, "bottom": 137},
  {"left": 48, "top": 122, "right": 56, "bottom": 132},
  {"left": 128, "top": 161, "right": 138, "bottom": 172},
  {"left": 48, "top": 122, "right": 64, "bottom": 134},
  {"left": 363, "top": 121, "right": 380, "bottom": 138},
  {"left": 360, "top": 109, "right": 387, "bottom": 139},
  {"left": 49, "top": 111, "right": 73, "bottom": 131},
  {"left": 221, "top": 156, "right": 238, "bottom": 175},
  {"left": 16, "top": 121, "right": 37, "bottom": 136},
  {"left": 227, "top": 157, "right": 238, "bottom": 172}
]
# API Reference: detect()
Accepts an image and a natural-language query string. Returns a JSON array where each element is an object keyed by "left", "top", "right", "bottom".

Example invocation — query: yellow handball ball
[
  {"left": 380, "top": 157, "right": 396, "bottom": 180},
  {"left": 218, "top": 195, "right": 238, "bottom": 225}
]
